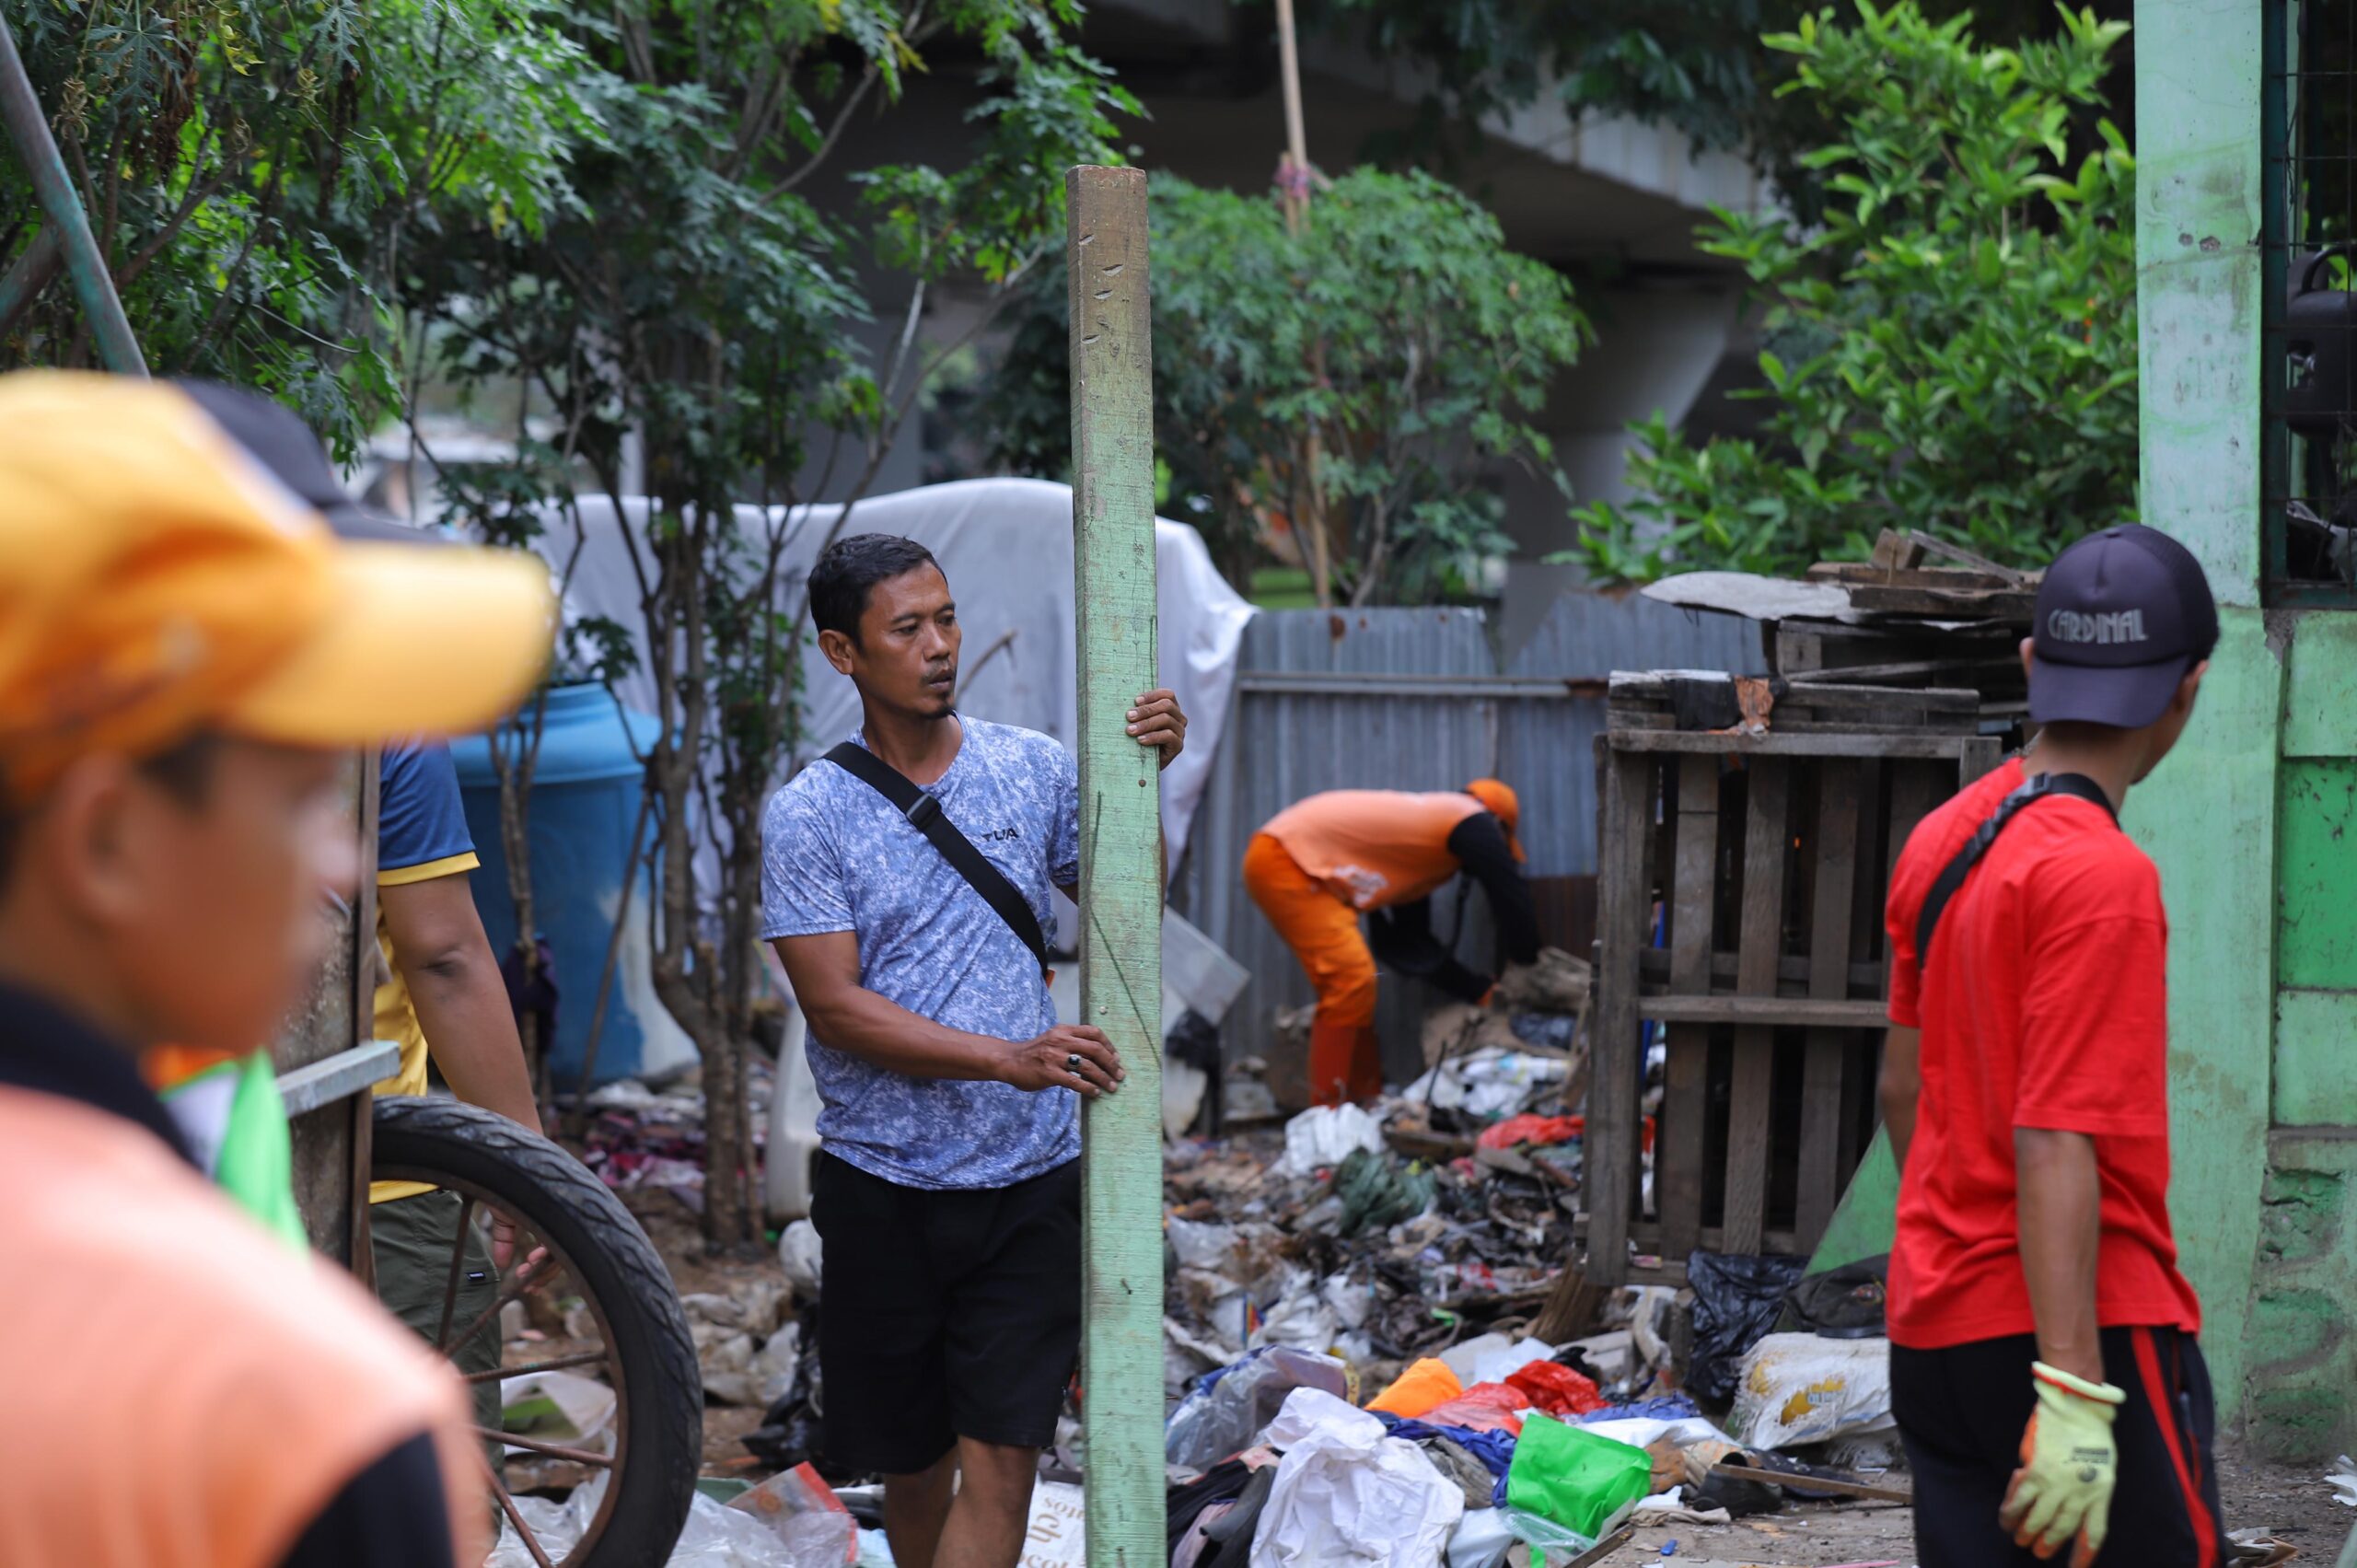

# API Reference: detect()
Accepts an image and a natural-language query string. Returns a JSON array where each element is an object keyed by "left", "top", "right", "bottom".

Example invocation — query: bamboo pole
[
  {"left": 1066, "top": 164, "right": 1164, "bottom": 1568},
  {"left": 1269, "top": 0, "right": 1331, "bottom": 604},
  {"left": 0, "top": 20, "right": 145, "bottom": 375}
]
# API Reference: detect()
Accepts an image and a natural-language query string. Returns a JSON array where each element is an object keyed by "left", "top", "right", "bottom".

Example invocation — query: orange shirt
[
  {"left": 0, "top": 1085, "right": 483, "bottom": 1568},
  {"left": 1260, "top": 789, "right": 1488, "bottom": 911}
]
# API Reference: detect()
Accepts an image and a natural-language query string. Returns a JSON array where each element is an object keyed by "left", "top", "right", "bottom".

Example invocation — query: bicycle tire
[{"left": 373, "top": 1097, "right": 702, "bottom": 1568}]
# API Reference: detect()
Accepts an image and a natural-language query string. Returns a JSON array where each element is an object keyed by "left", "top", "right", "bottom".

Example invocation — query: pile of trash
[
  {"left": 1159, "top": 1318, "right": 1903, "bottom": 1568},
  {"left": 574, "top": 1059, "right": 774, "bottom": 1213},
  {"left": 1165, "top": 951, "right": 1595, "bottom": 1395}
]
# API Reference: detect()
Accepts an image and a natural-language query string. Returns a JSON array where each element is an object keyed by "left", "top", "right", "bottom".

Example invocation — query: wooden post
[{"left": 1067, "top": 164, "right": 1164, "bottom": 1568}]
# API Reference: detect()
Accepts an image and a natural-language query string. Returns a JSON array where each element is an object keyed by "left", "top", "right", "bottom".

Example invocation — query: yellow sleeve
[{"left": 377, "top": 851, "right": 481, "bottom": 889}]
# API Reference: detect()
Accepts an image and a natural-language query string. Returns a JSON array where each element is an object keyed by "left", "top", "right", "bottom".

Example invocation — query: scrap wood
[
  {"left": 1562, "top": 1526, "right": 1635, "bottom": 1566},
  {"left": 1709, "top": 1462, "right": 1911, "bottom": 1504}
]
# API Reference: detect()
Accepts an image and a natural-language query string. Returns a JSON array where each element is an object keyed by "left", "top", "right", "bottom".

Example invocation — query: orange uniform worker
[{"left": 1245, "top": 780, "right": 1539, "bottom": 1106}]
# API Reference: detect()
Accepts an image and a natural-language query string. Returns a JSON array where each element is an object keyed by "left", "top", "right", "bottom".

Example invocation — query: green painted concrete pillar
[{"left": 2132, "top": 0, "right": 2271, "bottom": 1422}]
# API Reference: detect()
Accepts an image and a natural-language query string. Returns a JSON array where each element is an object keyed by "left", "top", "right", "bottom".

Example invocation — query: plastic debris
[
  {"left": 1368, "top": 1358, "right": 1463, "bottom": 1419},
  {"left": 2330, "top": 1455, "right": 2357, "bottom": 1507},
  {"left": 1248, "top": 1389, "right": 1464, "bottom": 1568},
  {"left": 1504, "top": 1413, "right": 1651, "bottom": 1543},
  {"left": 728, "top": 1462, "right": 858, "bottom": 1564},
  {"left": 777, "top": 1220, "right": 823, "bottom": 1300},
  {"left": 1439, "top": 1333, "right": 1556, "bottom": 1388},
  {"left": 1684, "top": 1251, "right": 1808, "bottom": 1403},
  {"left": 1167, "top": 1346, "right": 1351, "bottom": 1469},
  {"left": 1726, "top": 1333, "right": 1896, "bottom": 1449},
  {"left": 1444, "top": 1507, "right": 1515, "bottom": 1568},
  {"left": 1475, "top": 1114, "right": 1582, "bottom": 1151},
  {"left": 1272, "top": 1104, "right": 1387, "bottom": 1177}
]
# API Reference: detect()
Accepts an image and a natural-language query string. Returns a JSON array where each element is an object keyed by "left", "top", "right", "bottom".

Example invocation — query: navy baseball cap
[{"left": 2029, "top": 525, "right": 2219, "bottom": 729}]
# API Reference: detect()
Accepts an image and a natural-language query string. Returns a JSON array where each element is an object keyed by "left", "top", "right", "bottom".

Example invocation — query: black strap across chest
[
  {"left": 822, "top": 741, "right": 1051, "bottom": 978},
  {"left": 1914, "top": 771, "right": 2117, "bottom": 961}
]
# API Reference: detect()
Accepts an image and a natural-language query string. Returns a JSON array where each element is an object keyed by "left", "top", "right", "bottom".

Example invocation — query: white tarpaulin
[{"left": 533, "top": 477, "right": 1255, "bottom": 920}]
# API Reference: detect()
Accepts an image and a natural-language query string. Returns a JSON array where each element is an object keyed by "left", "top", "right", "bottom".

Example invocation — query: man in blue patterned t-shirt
[{"left": 762, "top": 534, "right": 1185, "bottom": 1568}]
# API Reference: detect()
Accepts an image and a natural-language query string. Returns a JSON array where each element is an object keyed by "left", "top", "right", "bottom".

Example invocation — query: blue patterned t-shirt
[{"left": 760, "top": 717, "right": 1081, "bottom": 1190}]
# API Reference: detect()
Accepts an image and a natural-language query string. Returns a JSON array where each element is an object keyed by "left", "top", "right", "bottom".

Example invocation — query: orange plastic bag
[{"left": 1365, "top": 1357, "right": 1463, "bottom": 1420}]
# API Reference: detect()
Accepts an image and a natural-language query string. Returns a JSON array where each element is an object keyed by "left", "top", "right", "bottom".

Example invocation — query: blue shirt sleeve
[
  {"left": 761, "top": 784, "right": 855, "bottom": 940},
  {"left": 377, "top": 740, "right": 475, "bottom": 875}
]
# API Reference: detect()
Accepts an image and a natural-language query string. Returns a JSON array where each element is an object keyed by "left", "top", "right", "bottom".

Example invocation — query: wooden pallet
[{"left": 1580, "top": 725, "right": 2003, "bottom": 1285}]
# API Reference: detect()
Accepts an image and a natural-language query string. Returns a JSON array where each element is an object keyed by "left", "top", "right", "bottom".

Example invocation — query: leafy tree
[
  {"left": 980, "top": 168, "right": 1588, "bottom": 604},
  {"left": 1564, "top": 3, "right": 2135, "bottom": 583},
  {"left": 1294, "top": 0, "right": 2129, "bottom": 195},
  {"left": 408, "top": 0, "right": 1133, "bottom": 1249},
  {"left": 0, "top": 0, "right": 593, "bottom": 452}
]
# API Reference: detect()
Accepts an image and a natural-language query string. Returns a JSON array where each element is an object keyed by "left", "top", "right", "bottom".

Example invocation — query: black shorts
[
  {"left": 810, "top": 1151, "right": 1081, "bottom": 1475},
  {"left": 1893, "top": 1327, "right": 2230, "bottom": 1568}
]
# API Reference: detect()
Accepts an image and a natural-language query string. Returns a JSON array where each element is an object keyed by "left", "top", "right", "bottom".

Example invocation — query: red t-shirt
[{"left": 1883, "top": 757, "right": 2201, "bottom": 1349}]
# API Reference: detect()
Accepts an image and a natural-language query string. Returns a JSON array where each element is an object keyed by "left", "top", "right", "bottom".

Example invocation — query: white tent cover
[{"left": 534, "top": 477, "right": 1255, "bottom": 927}]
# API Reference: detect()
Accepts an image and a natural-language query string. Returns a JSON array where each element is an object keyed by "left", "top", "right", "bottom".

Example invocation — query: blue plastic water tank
[{"left": 449, "top": 683, "right": 689, "bottom": 1087}]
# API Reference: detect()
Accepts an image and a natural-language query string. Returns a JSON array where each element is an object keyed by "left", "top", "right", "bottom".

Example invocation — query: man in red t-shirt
[{"left": 1881, "top": 525, "right": 2228, "bottom": 1568}]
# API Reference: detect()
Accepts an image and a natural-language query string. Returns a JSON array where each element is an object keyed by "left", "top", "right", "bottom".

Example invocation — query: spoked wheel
[{"left": 372, "top": 1097, "right": 702, "bottom": 1568}]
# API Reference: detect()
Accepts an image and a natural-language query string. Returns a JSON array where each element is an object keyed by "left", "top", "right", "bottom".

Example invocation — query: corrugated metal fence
[{"left": 1172, "top": 591, "right": 1758, "bottom": 1084}]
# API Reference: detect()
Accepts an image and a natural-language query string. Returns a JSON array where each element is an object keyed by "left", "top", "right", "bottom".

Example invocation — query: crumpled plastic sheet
[
  {"left": 1272, "top": 1104, "right": 1387, "bottom": 1178},
  {"left": 1403, "top": 1050, "right": 1568, "bottom": 1121},
  {"left": 1248, "top": 1389, "right": 1464, "bottom": 1568},
  {"left": 1166, "top": 1346, "right": 1350, "bottom": 1469},
  {"left": 490, "top": 1478, "right": 838, "bottom": 1568}
]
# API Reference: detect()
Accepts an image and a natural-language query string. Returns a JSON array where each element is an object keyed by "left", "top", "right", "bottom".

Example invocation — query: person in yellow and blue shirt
[
  {"left": 171, "top": 380, "right": 547, "bottom": 1444},
  {"left": 371, "top": 740, "right": 547, "bottom": 1439}
]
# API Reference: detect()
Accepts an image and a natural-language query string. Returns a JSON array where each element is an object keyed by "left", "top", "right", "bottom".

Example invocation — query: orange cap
[
  {"left": 0, "top": 372, "right": 554, "bottom": 797},
  {"left": 1465, "top": 777, "right": 1526, "bottom": 862}
]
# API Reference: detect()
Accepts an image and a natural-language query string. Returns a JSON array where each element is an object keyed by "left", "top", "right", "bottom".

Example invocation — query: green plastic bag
[{"left": 1504, "top": 1413, "right": 1652, "bottom": 1539}]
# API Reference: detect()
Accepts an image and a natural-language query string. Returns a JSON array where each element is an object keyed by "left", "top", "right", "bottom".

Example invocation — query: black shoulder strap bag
[
  {"left": 1914, "top": 771, "right": 2117, "bottom": 960},
  {"left": 822, "top": 741, "right": 1051, "bottom": 980}
]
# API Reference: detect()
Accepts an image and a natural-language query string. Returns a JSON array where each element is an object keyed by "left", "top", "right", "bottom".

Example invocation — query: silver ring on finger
[{"left": 1066, "top": 1052, "right": 1085, "bottom": 1074}]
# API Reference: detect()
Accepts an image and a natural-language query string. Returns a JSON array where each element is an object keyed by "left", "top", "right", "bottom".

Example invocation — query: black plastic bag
[
  {"left": 1785, "top": 1254, "right": 1889, "bottom": 1339},
  {"left": 1684, "top": 1249, "right": 1807, "bottom": 1403}
]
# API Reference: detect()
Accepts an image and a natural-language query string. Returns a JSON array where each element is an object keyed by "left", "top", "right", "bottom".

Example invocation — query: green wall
[{"left": 2134, "top": 0, "right": 2272, "bottom": 1426}]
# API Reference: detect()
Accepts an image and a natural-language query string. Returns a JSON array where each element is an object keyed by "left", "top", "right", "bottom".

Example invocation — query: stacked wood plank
[{"left": 1579, "top": 676, "right": 2003, "bottom": 1288}]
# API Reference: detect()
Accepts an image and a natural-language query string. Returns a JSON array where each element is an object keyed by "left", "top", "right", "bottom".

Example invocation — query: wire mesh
[{"left": 2266, "top": 0, "right": 2357, "bottom": 602}]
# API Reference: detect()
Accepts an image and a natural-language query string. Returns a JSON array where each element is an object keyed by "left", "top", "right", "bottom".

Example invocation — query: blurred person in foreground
[
  {"left": 174, "top": 379, "right": 545, "bottom": 1435},
  {"left": 0, "top": 371, "right": 552, "bottom": 1568}
]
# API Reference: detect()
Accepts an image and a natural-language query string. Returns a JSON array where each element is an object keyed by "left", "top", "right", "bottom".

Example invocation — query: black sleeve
[
  {"left": 1447, "top": 813, "right": 1542, "bottom": 967},
  {"left": 1368, "top": 897, "right": 1492, "bottom": 1004},
  {"left": 277, "top": 1429, "right": 458, "bottom": 1568}
]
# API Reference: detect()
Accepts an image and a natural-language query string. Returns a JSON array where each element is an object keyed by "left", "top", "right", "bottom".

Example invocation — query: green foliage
[
  {"left": 980, "top": 168, "right": 1587, "bottom": 604},
  {"left": 1564, "top": 2, "right": 2137, "bottom": 584},
  {"left": 1295, "top": 0, "right": 2127, "bottom": 210},
  {"left": 0, "top": 1, "right": 598, "bottom": 454}
]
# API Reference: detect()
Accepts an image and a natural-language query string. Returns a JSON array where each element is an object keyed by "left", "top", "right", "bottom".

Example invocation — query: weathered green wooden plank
[{"left": 1067, "top": 164, "right": 1164, "bottom": 1568}]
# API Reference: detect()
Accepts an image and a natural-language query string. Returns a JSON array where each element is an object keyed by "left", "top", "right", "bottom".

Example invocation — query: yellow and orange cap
[{"left": 0, "top": 372, "right": 554, "bottom": 797}]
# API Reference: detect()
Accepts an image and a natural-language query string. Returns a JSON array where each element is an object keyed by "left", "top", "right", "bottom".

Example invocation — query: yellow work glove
[{"left": 2000, "top": 1362, "right": 2124, "bottom": 1566}]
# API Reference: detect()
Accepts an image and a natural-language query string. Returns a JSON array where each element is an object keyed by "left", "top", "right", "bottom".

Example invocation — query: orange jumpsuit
[{"left": 1245, "top": 784, "right": 1526, "bottom": 1107}]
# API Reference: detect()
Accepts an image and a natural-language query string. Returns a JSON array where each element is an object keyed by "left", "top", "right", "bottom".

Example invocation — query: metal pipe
[{"left": 0, "top": 19, "right": 145, "bottom": 376}]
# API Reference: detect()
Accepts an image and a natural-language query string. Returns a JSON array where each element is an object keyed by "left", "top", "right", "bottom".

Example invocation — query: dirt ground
[{"left": 623, "top": 1188, "right": 2356, "bottom": 1563}]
